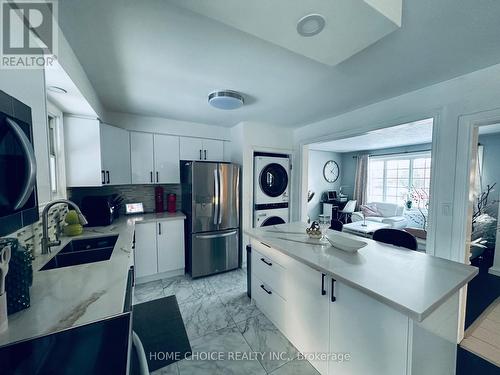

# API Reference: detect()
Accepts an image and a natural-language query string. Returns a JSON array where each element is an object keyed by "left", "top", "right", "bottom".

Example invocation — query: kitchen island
[{"left": 246, "top": 222, "right": 478, "bottom": 375}]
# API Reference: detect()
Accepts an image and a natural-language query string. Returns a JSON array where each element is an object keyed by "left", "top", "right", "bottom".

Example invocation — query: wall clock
[{"left": 323, "top": 160, "right": 339, "bottom": 183}]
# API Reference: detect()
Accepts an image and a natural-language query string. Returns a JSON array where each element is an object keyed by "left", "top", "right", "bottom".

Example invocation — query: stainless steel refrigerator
[{"left": 181, "top": 161, "right": 240, "bottom": 278}]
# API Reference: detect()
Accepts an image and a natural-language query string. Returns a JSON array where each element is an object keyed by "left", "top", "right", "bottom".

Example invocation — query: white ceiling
[
  {"left": 57, "top": 0, "right": 500, "bottom": 128},
  {"left": 172, "top": 0, "right": 401, "bottom": 66},
  {"left": 45, "top": 61, "right": 97, "bottom": 117},
  {"left": 309, "top": 118, "right": 433, "bottom": 152}
]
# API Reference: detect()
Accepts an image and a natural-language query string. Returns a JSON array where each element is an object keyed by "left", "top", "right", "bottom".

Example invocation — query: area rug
[{"left": 132, "top": 295, "right": 191, "bottom": 372}]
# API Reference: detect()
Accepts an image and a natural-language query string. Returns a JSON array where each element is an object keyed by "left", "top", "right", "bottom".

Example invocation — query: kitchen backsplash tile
[
  {"left": 2, "top": 205, "right": 68, "bottom": 257},
  {"left": 67, "top": 184, "right": 182, "bottom": 214}
]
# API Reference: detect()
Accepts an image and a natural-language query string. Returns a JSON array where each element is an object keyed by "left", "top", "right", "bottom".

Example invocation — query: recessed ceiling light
[
  {"left": 208, "top": 90, "right": 244, "bottom": 110},
  {"left": 47, "top": 86, "right": 67, "bottom": 94},
  {"left": 297, "top": 14, "right": 326, "bottom": 37}
]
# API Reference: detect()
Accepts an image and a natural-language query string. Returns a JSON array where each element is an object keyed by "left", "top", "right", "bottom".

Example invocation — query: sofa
[{"left": 351, "top": 202, "right": 408, "bottom": 229}]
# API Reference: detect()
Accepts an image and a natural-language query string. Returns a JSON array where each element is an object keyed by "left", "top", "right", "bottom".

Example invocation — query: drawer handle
[
  {"left": 331, "top": 278, "right": 337, "bottom": 302},
  {"left": 260, "top": 285, "right": 272, "bottom": 295},
  {"left": 260, "top": 258, "right": 272, "bottom": 267},
  {"left": 260, "top": 242, "right": 271, "bottom": 248},
  {"left": 321, "top": 273, "right": 326, "bottom": 296}
]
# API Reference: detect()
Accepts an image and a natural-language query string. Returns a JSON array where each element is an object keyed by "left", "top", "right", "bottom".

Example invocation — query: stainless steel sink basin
[{"left": 40, "top": 235, "right": 118, "bottom": 271}]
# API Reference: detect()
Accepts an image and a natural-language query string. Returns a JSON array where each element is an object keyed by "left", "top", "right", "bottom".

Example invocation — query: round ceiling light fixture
[
  {"left": 208, "top": 90, "right": 244, "bottom": 110},
  {"left": 47, "top": 86, "right": 68, "bottom": 94},
  {"left": 297, "top": 14, "right": 326, "bottom": 37}
]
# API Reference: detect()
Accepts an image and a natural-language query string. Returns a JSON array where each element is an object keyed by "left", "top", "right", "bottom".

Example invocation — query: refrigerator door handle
[
  {"left": 213, "top": 168, "right": 219, "bottom": 225},
  {"left": 218, "top": 166, "right": 223, "bottom": 224},
  {"left": 195, "top": 230, "right": 238, "bottom": 239}
]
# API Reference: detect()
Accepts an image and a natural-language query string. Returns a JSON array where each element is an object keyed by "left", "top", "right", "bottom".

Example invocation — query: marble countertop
[
  {"left": 245, "top": 222, "right": 478, "bottom": 322},
  {"left": 0, "top": 211, "right": 186, "bottom": 347}
]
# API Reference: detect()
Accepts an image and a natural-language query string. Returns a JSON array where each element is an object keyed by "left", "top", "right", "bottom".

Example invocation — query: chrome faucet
[{"left": 41, "top": 199, "right": 88, "bottom": 255}]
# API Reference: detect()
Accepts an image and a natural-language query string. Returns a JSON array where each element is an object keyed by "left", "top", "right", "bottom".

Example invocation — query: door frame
[
  {"left": 452, "top": 107, "right": 500, "bottom": 341},
  {"left": 297, "top": 111, "right": 441, "bottom": 255}
]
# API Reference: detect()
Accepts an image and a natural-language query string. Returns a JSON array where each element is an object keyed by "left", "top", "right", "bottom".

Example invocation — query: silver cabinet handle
[
  {"left": 199, "top": 149, "right": 202, "bottom": 160},
  {"left": 196, "top": 230, "right": 237, "bottom": 239},
  {"left": 158, "top": 222, "right": 162, "bottom": 235},
  {"left": 204, "top": 149, "right": 207, "bottom": 160},
  {"left": 6, "top": 118, "right": 37, "bottom": 210}
]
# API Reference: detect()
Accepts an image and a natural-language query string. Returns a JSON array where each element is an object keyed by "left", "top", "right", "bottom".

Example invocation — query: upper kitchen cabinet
[
  {"left": 180, "top": 136, "right": 224, "bottom": 161},
  {"left": 131, "top": 132, "right": 180, "bottom": 184},
  {"left": 64, "top": 117, "right": 131, "bottom": 187}
]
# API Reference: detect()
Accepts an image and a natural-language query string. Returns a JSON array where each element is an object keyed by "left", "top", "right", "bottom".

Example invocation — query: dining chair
[
  {"left": 372, "top": 228, "right": 418, "bottom": 250},
  {"left": 339, "top": 200, "right": 357, "bottom": 223},
  {"left": 330, "top": 220, "right": 343, "bottom": 232}
]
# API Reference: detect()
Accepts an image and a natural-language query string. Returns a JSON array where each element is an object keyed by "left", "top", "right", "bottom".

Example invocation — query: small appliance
[
  {"left": 81, "top": 195, "right": 121, "bottom": 226},
  {"left": 125, "top": 203, "right": 144, "bottom": 215}
]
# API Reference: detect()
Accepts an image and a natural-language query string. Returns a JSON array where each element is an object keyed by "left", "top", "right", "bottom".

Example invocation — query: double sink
[{"left": 40, "top": 235, "right": 118, "bottom": 271}]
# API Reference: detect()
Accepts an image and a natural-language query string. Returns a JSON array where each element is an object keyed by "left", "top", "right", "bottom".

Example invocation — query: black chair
[
  {"left": 372, "top": 228, "right": 418, "bottom": 250},
  {"left": 330, "top": 220, "right": 343, "bottom": 232}
]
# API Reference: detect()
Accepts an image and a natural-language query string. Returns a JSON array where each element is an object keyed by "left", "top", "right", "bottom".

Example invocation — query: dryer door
[
  {"left": 259, "top": 163, "right": 288, "bottom": 198},
  {"left": 260, "top": 216, "right": 286, "bottom": 227}
]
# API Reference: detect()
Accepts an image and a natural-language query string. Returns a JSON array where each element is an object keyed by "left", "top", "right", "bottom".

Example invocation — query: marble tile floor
[{"left": 135, "top": 268, "right": 319, "bottom": 375}]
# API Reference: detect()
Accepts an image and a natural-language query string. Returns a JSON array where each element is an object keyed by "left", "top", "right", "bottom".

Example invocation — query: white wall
[
  {"left": 293, "top": 62, "right": 500, "bottom": 262},
  {"left": 229, "top": 121, "right": 294, "bottom": 252},
  {"left": 307, "top": 150, "right": 342, "bottom": 220},
  {"left": 1, "top": 69, "right": 51, "bottom": 207},
  {"left": 105, "top": 111, "right": 231, "bottom": 140}
]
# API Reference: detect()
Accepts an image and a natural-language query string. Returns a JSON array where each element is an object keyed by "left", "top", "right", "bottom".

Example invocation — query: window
[
  {"left": 46, "top": 102, "right": 66, "bottom": 200},
  {"left": 367, "top": 153, "right": 431, "bottom": 206}
]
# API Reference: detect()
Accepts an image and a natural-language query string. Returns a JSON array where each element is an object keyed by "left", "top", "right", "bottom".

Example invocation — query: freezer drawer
[{"left": 191, "top": 229, "right": 239, "bottom": 278}]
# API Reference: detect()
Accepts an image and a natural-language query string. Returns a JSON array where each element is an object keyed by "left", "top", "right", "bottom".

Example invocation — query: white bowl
[{"left": 325, "top": 233, "right": 367, "bottom": 253}]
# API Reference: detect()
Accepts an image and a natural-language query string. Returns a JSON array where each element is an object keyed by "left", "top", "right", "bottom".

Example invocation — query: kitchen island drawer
[
  {"left": 252, "top": 248, "right": 287, "bottom": 299},
  {"left": 251, "top": 275, "right": 287, "bottom": 332}
]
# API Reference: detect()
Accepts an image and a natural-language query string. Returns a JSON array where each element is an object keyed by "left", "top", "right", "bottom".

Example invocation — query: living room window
[{"left": 367, "top": 152, "right": 431, "bottom": 206}]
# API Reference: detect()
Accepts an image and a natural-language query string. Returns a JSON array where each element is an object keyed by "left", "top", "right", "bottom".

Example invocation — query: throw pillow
[{"left": 360, "top": 204, "right": 383, "bottom": 217}]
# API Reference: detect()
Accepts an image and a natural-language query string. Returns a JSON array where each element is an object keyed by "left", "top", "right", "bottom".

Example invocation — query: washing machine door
[
  {"left": 261, "top": 216, "right": 286, "bottom": 227},
  {"left": 259, "top": 163, "right": 288, "bottom": 198}
]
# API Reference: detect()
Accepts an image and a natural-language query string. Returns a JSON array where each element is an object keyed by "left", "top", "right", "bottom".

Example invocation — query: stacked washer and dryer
[{"left": 253, "top": 152, "right": 290, "bottom": 227}]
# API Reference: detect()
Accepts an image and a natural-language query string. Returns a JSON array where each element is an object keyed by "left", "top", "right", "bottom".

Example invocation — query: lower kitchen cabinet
[
  {"left": 135, "top": 219, "right": 185, "bottom": 280},
  {"left": 250, "top": 239, "right": 460, "bottom": 375}
]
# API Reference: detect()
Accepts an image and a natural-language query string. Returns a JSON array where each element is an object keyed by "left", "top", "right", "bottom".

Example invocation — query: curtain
[{"left": 353, "top": 154, "right": 369, "bottom": 208}]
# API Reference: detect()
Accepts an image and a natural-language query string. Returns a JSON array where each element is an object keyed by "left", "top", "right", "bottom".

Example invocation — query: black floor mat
[{"left": 132, "top": 296, "right": 191, "bottom": 372}]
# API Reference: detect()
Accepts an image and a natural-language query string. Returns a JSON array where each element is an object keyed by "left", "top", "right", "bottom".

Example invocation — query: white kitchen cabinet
[
  {"left": 134, "top": 221, "right": 158, "bottom": 278},
  {"left": 154, "top": 134, "right": 180, "bottom": 183},
  {"left": 180, "top": 137, "right": 224, "bottom": 161},
  {"left": 328, "top": 280, "right": 408, "bottom": 375},
  {"left": 157, "top": 220, "right": 184, "bottom": 273},
  {"left": 287, "top": 262, "right": 330, "bottom": 374},
  {"left": 100, "top": 124, "right": 131, "bottom": 185},
  {"left": 135, "top": 218, "right": 185, "bottom": 281},
  {"left": 64, "top": 117, "right": 131, "bottom": 187},
  {"left": 202, "top": 138, "right": 224, "bottom": 161},
  {"left": 130, "top": 132, "right": 155, "bottom": 184}
]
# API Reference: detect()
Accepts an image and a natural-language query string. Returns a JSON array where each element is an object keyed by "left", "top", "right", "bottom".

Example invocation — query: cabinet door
[
  {"left": 157, "top": 220, "right": 185, "bottom": 273},
  {"left": 64, "top": 117, "right": 103, "bottom": 187},
  {"left": 130, "top": 132, "right": 154, "bottom": 184},
  {"left": 202, "top": 139, "right": 224, "bottom": 161},
  {"left": 328, "top": 281, "right": 409, "bottom": 375},
  {"left": 134, "top": 222, "right": 158, "bottom": 278},
  {"left": 180, "top": 137, "right": 203, "bottom": 161},
  {"left": 286, "top": 260, "right": 330, "bottom": 374},
  {"left": 154, "top": 134, "right": 180, "bottom": 183},
  {"left": 100, "top": 124, "right": 131, "bottom": 185}
]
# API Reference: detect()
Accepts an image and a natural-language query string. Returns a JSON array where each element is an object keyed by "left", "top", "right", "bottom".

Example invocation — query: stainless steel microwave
[{"left": 0, "top": 90, "right": 38, "bottom": 236}]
